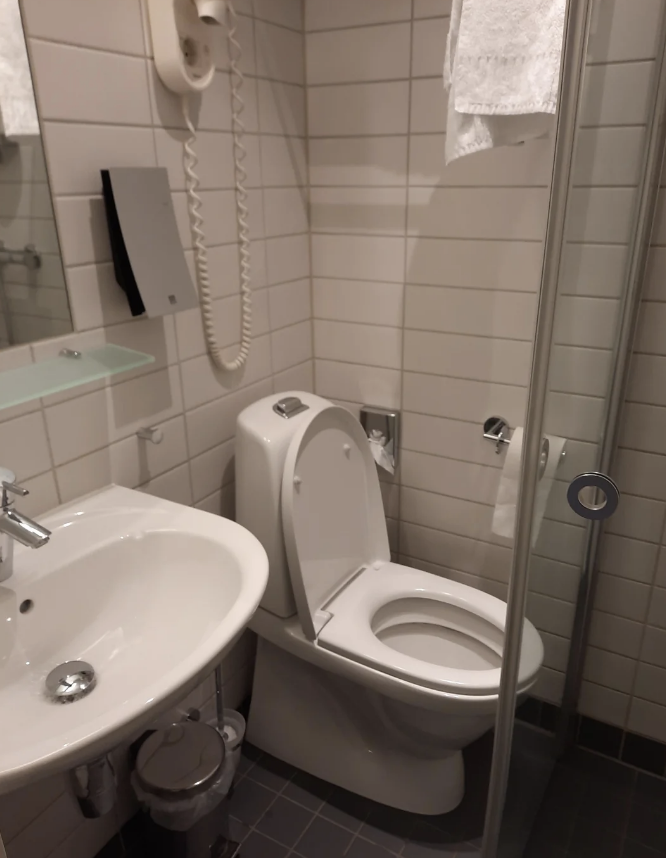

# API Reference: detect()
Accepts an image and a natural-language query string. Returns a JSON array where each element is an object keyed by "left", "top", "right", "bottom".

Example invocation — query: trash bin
[{"left": 132, "top": 721, "right": 233, "bottom": 858}]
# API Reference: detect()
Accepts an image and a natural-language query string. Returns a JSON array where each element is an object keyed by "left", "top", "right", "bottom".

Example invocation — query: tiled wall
[
  {"left": 0, "top": 136, "right": 71, "bottom": 346},
  {"left": 597, "top": 181, "right": 666, "bottom": 741},
  {"left": 0, "top": 1, "right": 309, "bottom": 856},
  {"left": 304, "top": 0, "right": 666, "bottom": 729}
]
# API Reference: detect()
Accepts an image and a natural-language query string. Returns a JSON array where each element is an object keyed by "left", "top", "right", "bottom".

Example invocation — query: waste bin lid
[{"left": 136, "top": 722, "right": 225, "bottom": 797}]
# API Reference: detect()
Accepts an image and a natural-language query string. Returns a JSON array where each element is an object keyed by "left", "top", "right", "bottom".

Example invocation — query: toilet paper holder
[
  {"left": 361, "top": 405, "right": 399, "bottom": 471},
  {"left": 483, "top": 416, "right": 511, "bottom": 453},
  {"left": 483, "top": 416, "right": 561, "bottom": 480}
]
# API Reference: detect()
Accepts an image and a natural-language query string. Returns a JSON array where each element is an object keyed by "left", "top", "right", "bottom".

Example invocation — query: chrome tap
[{"left": 0, "top": 468, "right": 51, "bottom": 584}]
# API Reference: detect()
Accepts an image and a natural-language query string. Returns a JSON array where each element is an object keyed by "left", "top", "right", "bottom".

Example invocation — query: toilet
[{"left": 236, "top": 392, "right": 544, "bottom": 815}]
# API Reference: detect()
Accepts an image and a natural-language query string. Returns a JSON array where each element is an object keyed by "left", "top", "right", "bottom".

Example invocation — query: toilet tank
[{"left": 236, "top": 391, "right": 330, "bottom": 618}]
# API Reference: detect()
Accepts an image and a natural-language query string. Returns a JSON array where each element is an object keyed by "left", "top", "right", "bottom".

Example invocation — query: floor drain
[{"left": 45, "top": 661, "right": 97, "bottom": 703}]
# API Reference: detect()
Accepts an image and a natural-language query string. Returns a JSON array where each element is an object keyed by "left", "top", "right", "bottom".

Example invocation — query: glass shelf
[{"left": 0, "top": 344, "right": 155, "bottom": 410}]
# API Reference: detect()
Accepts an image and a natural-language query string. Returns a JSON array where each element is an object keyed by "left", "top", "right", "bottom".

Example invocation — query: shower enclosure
[{"left": 483, "top": 0, "right": 666, "bottom": 855}]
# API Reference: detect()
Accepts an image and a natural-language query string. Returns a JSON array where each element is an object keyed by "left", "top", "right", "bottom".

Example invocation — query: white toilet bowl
[{"left": 236, "top": 393, "right": 544, "bottom": 815}]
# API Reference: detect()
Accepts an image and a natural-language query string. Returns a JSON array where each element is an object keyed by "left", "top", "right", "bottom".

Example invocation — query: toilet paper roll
[
  {"left": 491, "top": 427, "right": 566, "bottom": 546},
  {"left": 368, "top": 430, "right": 395, "bottom": 476}
]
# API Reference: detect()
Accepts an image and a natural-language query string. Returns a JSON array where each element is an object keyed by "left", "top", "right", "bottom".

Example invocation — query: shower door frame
[{"left": 481, "top": 0, "right": 666, "bottom": 855}]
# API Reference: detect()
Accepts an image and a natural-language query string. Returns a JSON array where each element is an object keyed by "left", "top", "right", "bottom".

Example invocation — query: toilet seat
[
  {"left": 318, "top": 562, "right": 542, "bottom": 697},
  {"left": 281, "top": 405, "right": 390, "bottom": 641}
]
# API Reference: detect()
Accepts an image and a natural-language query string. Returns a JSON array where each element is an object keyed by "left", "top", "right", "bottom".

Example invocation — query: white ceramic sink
[{"left": 0, "top": 484, "right": 268, "bottom": 795}]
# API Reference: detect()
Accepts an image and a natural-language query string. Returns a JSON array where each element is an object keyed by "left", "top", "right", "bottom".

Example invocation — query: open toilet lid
[{"left": 281, "top": 406, "right": 390, "bottom": 641}]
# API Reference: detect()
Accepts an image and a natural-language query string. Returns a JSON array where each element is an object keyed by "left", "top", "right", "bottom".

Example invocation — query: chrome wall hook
[{"left": 137, "top": 426, "right": 164, "bottom": 445}]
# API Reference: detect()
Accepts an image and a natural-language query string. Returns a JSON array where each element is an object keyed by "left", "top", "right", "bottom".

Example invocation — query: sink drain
[{"left": 45, "top": 661, "right": 96, "bottom": 703}]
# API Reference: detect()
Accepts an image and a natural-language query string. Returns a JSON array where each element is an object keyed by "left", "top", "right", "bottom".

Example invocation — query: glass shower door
[{"left": 482, "top": 0, "right": 666, "bottom": 855}]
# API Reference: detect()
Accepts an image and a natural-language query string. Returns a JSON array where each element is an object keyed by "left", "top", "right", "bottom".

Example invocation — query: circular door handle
[{"left": 566, "top": 472, "right": 620, "bottom": 521}]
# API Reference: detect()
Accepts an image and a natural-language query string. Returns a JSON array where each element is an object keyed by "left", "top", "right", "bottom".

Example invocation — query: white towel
[
  {"left": 0, "top": 0, "right": 39, "bottom": 140},
  {"left": 444, "top": 0, "right": 566, "bottom": 164}
]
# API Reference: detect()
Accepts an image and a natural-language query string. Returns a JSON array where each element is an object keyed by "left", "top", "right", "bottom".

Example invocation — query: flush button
[{"left": 273, "top": 397, "right": 309, "bottom": 419}]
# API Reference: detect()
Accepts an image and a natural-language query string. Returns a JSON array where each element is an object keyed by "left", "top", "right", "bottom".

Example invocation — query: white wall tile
[
  {"left": 587, "top": 0, "right": 663, "bottom": 63},
  {"left": 260, "top": 135, "right": 308, "bottom": 187},
  {"left": 407, "top": 237, "right": 543, "bottom": 291},
  {"left": 266, "top": 234, "right": 311, "bottom": 284},
  {"left": 412, "top": 17, "right": 450, "bottom": 78},
  {"left": 315, "top": 359, "right": 401, "bottom": 408},
  {"left": 408, "top": 187, "right": 549, "bottom": 241},
  {"left": 43, "top": 123, "right": 157, "bottom": 196},
  {"left": 0, "top": 413, "right": 51, "bottom": 479},
  {"left": 403, "top": 371, "right": 527, "bottom": 425},
  {"left": 628, "top": 698, "right": 666, "bottom": 742},
  {"left": 414, "top": 0, "right": 453, "bottom": 17},
  {"left": 599, "top": 534, "right": 659, "bottom": 584},
  {"left": 308, "top": 23, "right": 410, "bottom": 85},
  {"left": 269, "top": 278, "right": 311, "bottom": 329},
  {"left": 410, "top": 78, "right": 448, "bottom": 133},
  {"left": 313, "top": 279, "right": 404, "bottom": 328},
  {"left": 405, "top": 286, "right": 536, "bottom": 340},
  {"left": 633, "top": 662, "right": 666, "bottom": 707},
  {"left": 256, "top": 21, "right": 305, "bottom": 85},
  {"left": 410, "top": 134, "right": 551, "bottom": 188},
  {"left": 594, "top": 574, "right": 651, "bottom": 622},
  {"left": 578, "top": 682, "right": 630, "bottom": 728},
  {"left": 264, "top": 188, "right": 309, "bottom": 236},
  {"left": 403, "top": 331, "right": 532, "bottom": 386},
  {"left": 588, "top": 611, "right": 644, "bottom": 659},
  {"left": 254, "top": 0, "right": 303, "bottom": 30},
  {"left": 308, "top": 82, "right": 410, "bottom": 137},
  {"left": 312, "top": 234, "right": 405, "bottom": 282},
  {"left": 258, "top": 80, "right": 306, "bottom": 136},
  {"left": 271, "top": 320, "right": 312, "bottom": 372},
  {"left": 314, "top": 320, "right": 402, "bottom": 369},
  {"left": 306, "top": 0, "right": 411, "bottom": 31},
  {"left": 581, "top": 61, "right": 655, "bottom": 127},
  {"left": 310, "top": 137, "right": 408, "bottom": 187},
  {"left": 30, "top": 42, "right": 152, "bottom": 125},
  {"left": 310, "top": 187, "right": 407, "bottom": 235},
  {"left": 22, "top": 0, "right": 146, "bottom": 54}
]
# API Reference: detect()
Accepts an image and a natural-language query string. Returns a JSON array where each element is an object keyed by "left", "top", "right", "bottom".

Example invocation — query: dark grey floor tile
[
  {"left": 403, "top": 833, "right": 479, "bottom": 858},
  {"left": 227, "top": 778, "right": 276, "bottom": 826},
  {"left": 229, "top": 815, "right": 251, "bottom": 844},
  {"left": 568, "top": 814, "right": 623, "bottom": 858},
  {"left": 359, "top": 805, "right": 414, "bottom": 853},
  {"left": 241, "top": 742, "right": 263, "bottom": 762},
  {"left": 523, "top": 841, "right": 566, "bottom": 858},
  {"left": 294, "top": 817, "right": 355, "bottom": 858},
  {"left": 346, "top": 837, "right": 399, "bottom": 858},
  {"left": 247, "top": 752, "right": 295, "bottom": 792},
  {"left": 634, "top": 772, "right": 666, "bottom": 809},
  {"left": 528, "top": 809, "right": 575, "bottom": 851},
  {"left": 622, "top": 838, "right": 666, "bottom": 858},
  {"left": 236, "top": 753, "right": 254, "bottom": 777},
  {"left": 578, "top": 786, "right": 632, "bottom": 832},
  {"left": 627, "top": 803, "right": 666, "bottom": 853},
  {"left": 239, "top": 831, "right": 289, "bottom": 858},
  {"left": 407, "top": 819, "right": 468, "bottom": 855},
  {"left": 283, "top": 770, "right": 332, "bottom": 811},
  {"left": 255, "top": 796, "right": 314, "bottom": 848},
  {"left": 320, "top": 787, "right": 372, "bottom": 832},
  {"left": 562, "top": 748, "right": 636, "bottom": 790},
  {"left": 435, "top": 803, "right": 486, "bottom": 843}
]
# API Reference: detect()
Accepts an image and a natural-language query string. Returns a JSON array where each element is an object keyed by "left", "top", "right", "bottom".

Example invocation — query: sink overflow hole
[{"left": 19, "top": 599, "right": 33, "bottom": 614}]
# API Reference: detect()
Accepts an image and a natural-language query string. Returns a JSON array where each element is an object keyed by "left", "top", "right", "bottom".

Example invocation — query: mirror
[{"left": 0, "top": 0, "right": 72, "bottom": 348}]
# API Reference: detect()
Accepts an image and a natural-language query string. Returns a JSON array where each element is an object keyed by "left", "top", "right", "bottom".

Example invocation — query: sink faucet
[{"left": 0, "top": 469, "right": 51, "bottom": 584}]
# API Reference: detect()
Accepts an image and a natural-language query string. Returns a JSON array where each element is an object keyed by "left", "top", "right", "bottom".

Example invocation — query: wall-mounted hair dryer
[{"left": 147, "top": 0, "right": 252, "bottom": 372}]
